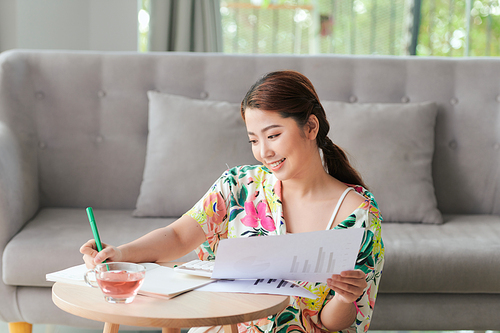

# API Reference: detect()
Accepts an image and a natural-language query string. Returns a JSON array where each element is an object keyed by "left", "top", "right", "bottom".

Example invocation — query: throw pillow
[
  {"left": 322, "top": 101, "right": 442, "bottom": 224},
  {"left": 134, "top": 91, "right": 256, "bottom": 217}
]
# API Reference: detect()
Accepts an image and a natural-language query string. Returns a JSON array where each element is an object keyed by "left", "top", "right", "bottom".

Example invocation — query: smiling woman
[
  {"left": 81, "top": 70, "right": 384, "bottom": 333},
  {"left": 182, "top": 70, "right": 384, "bottom": 332}
]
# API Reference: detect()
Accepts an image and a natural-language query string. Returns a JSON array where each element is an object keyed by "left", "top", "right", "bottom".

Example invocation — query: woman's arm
[
  {"left": 80, "top": 215, "right": 206, "bottom": 268},
  {"left": 320, "top": 269, "right": 367, "bottom": 331}
]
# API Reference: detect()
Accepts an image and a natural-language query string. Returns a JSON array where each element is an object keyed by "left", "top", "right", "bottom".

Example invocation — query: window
[
  {"left": 418, "top": 0, "right": 500, "bottom": 56},
  {"left": 220, "top": 0, "right": 500, "bottom": 56},
  {"left": 221, "top": 0, "right": 412, "bottom": 55},
  {"left": 138, "top": 0, "right": 151, "bottom": 52},
  {"left": 137, "top": 0, "right": 500, "bottom": 56}
]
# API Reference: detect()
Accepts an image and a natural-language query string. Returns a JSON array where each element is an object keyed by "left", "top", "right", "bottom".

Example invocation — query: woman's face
[{"left": 245, "top": 108, "right": 318, "bottom": 181}]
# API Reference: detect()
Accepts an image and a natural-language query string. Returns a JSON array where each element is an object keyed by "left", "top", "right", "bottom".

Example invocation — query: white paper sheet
[
  {"left": 46, "top": 264, "right": 91, "bottom": 286},
  {"left": 197, "top": 278, "right": 316, "bottom": 298},
  {"left": 211, "top": 228, "right": 364, "bottom": 283},
  {"left": 140, "top": 266, "right": 213, "bottom": 298}
]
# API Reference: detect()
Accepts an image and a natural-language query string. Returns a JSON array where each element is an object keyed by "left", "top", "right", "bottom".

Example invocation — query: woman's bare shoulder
[{"left": 334, "top": 188, "right": 366, "bottom": 223}]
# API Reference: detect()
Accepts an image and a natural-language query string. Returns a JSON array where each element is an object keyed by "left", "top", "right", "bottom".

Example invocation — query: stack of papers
[
  {"left": 46, "top": 264, "right": 315, "bottom": 298},
  {"left": 198, "top": 278, "right": 315, "bottom": 298}
]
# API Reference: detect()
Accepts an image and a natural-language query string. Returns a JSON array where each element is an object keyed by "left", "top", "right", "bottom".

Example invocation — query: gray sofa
[{"left": 1, "top": 49, "right": 499, "bottom": 332}]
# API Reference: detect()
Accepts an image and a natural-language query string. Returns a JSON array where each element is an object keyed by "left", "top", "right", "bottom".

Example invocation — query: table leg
[
  {"left": 222, "top": 324, "right": 238, "bottom": 333},
  {"left": 162, "top": 328, "right": 181, "bottom": 333},
  {"left": 8, "top": 322, "right": 32, "bottom": 333},
  {"left": 103, "top": 323, "right": 120, "bottom": 333}
]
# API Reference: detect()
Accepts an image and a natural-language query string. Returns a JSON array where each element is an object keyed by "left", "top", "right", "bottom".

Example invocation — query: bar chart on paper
[
  {"left": 211, "top": 228, "right": 365, "bottom": 283},
  {"left": 290, "top": 247, "right": 338, "bottom": 274}
]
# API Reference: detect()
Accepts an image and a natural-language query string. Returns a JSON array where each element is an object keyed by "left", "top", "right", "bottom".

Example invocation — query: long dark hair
[{"left": 241, "top": 70, "right": 367, "bottom": 189}]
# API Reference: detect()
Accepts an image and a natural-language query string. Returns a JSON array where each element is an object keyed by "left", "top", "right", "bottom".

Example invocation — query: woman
[{"left": 81, "top": 70, "right": 384, "bottom": 333}]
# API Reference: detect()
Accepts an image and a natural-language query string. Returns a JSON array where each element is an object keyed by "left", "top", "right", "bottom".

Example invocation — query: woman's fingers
[
  {"left": 93, "top": 245, "right": 117, "bottom": 264},
  {"left": 80, "top": 239, "right": 98, "bottom": 255},
  {"left": 80, "top": 239, "right": 98, "bottom": 268},
  {"left": 79, "top": 239, "right": 119, "bottom": 268},
  {"left": 340, "top": 270, "right": 366, "bottom": 279},
  {"left": 327, "top": 270, "right": 367, "bottom": 303}
]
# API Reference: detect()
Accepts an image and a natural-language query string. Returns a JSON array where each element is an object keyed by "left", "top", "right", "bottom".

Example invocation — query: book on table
[{"left": 46, "top": 263, "right": 213, "bottom": 298}]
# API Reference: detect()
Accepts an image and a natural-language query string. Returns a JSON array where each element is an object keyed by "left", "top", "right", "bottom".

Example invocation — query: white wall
[
  {"left": 0, "top": 0, "right": 18, "bottom": 51},
  {"left": 0, "top": 0, "right": 138, "bottom": 53}
]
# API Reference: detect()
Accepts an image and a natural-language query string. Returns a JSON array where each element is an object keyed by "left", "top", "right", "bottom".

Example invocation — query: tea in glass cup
[{"left": 84, "top": 262, "right": 146, "bottom": 304}]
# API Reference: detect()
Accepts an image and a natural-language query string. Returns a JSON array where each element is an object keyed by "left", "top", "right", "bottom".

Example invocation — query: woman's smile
[{"left": 268, "top": 158, "right": 286, "bottom": 171}]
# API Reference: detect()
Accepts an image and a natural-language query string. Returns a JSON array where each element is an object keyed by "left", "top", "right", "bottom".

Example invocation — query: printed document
[
  {"left": 197, "top": 278, "right": 316, "bottom": 298},
  {"left": 211, "top": 228, "right": 365, "bottom": 283}
]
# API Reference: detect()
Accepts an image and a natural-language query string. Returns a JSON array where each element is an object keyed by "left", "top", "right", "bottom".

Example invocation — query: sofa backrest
[{"left": 1, "top": 50, "right": 499, "bottom": 216}]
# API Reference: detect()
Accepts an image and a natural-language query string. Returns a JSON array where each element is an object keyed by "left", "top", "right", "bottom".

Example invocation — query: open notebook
[{"left": 46, "top": 263, "right": 213, "bottom": 298}]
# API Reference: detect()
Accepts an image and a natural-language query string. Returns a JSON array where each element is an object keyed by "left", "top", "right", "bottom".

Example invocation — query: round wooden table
[{"left": 52, "top": 282, "right": 289, "bottom": 333}]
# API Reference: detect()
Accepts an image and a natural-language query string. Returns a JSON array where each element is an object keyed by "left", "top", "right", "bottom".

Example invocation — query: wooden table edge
[{"left": 52, "top": 282, "right": 290, "bottom": 330}]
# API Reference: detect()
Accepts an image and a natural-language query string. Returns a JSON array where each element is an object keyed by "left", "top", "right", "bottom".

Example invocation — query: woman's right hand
[{"left": 80, "top": 239, "right": 123, "bottom": 269}]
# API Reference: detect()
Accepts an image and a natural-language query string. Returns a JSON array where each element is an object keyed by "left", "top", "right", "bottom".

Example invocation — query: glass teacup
[{"left": 84, "top": 262, "right": 146, "bottom": 304}]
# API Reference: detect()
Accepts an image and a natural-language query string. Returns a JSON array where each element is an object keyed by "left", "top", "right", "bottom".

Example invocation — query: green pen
[{"left": 86, "top": 207, "right": 106, "bottom": 264}]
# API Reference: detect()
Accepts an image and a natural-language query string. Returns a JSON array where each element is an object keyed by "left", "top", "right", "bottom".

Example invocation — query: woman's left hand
[{"left": 326, "top": 269, "right": 367, "bottom": 304}]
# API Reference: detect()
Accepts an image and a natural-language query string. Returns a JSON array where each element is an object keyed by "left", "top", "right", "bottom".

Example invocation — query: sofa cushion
[
  {"left": 323, "top": 101, "right": 441, "bottom": 224},
  {"left": 379, "top": 214, "right": 500, "bottom": 293},
  {"left": 2, "top": 208, "right": 197, "bottom": 287},
  {"left": 136, "top": 93, "right": 441, "bottom": 222},
  {"left": 133, "top": 91, "right": 256, "bottom": 217}
]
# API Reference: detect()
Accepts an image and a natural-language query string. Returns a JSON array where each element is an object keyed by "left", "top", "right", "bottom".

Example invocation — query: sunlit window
[
  {"left": 418, "top": 0, "right": 500, "bottom": 56},
  {"left": 138, "top": 0, "right": 151, "bottom": 52},
  {"left": 221, "top": 0, "right": 500, "bottom": 57},
  {"left": 221, "top": 0, "right": 412, "bottom": 55},
  {"left": 137, "top": 0, "right": 500, "bottom": 56}
]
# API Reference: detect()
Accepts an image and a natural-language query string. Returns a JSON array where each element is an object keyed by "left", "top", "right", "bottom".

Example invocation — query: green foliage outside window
[
  {"left": 138, "top": 0, "right": 500, "bottom": 57},
  {"left": 221, "top": 0, "right": 500, "bottom": 57},
  {"left": 419, "top": 0, "right": 500, "bottom": 57},
  {"left": 221, "top": 0, "right": 410, "bottom": 55}
]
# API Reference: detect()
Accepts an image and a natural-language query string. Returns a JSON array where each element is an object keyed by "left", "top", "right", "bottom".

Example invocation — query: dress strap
[{"left": 325, "top": 187, "right": 355, "bottom": 230}]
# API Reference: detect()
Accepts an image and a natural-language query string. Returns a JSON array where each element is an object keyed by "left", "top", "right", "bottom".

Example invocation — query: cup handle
[{"left": 84, "top": 270, "right": 98, "bottom": 288}]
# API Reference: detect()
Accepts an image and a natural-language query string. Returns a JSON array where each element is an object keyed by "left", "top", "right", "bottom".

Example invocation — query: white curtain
[{"left": 149, "top": 0, "right": 223, "bottom": 52}]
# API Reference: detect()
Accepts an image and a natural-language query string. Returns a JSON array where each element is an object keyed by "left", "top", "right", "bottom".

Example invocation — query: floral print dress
[{"left": 185, "top": 165, "right": 385, "bottom": 333}]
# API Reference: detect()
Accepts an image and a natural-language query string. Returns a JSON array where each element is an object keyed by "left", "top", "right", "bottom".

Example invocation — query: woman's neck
[{"left": 281, "top": 158, "right": 340, "bottom": 201}]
